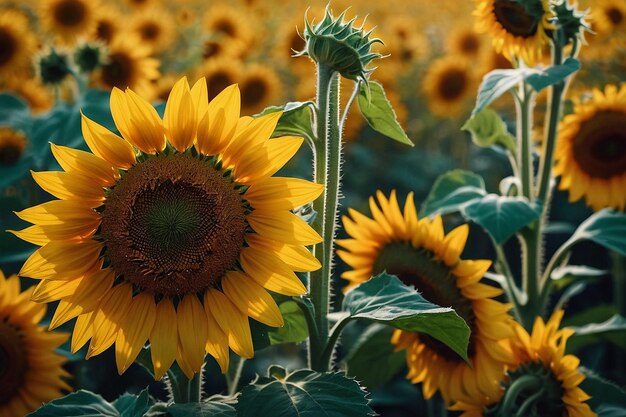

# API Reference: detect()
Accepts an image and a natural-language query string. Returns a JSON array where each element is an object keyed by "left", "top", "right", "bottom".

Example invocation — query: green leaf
[
  {"left": 462, "top": 108, "right": 516, "bottom": 152},
  {"left": 580, "top": 368, "right": 626, "bottom": 416},
  {"left": 0, "top": 93, "right": 31, "bottom": 130},
  {"left": 357, "top": 81, "right": 413, "bottom": 146},
  {"left": 236, "top": 367, "right": 375, "bottom": 417},
  {"left": 346, "top": 324, "right": 406, "bottom": 389},
  {"left": 113, "top": 389, "right": 153, "bottom": 417},
  {"left": 27, "top": 390, "right": 119, "bottom": 417},
  {"left": 167, "top": 402, "right": 236, "bottom": 417},
  {"left": 420, "top": 170, "right": 486, "bottom": 217},
  {"left": 550, "top": 265, "right": 607, "bottom": 290},
  {"left": 257, "top": 101, "right": 315, "bottom": 141},
  {"left": 568, "top": 314, "right": 626, "bottom": 351},
  {"left": 567, "top": 209, "right": 626, "bottom": 256},
  {"left": 472, "top": 68, "right": 536, "bottom": 115},
  {"left": 463, "top": 194, "right": 542, "bottom": 244},
  {"left": 525, "top": 58, "right": 581, "bottom": 92},
  {"left": 343, "top": 273, "right": 470, "bottom": 362},
  {"left": 268, "top": 300, "right": 308, "bottom": 345}
]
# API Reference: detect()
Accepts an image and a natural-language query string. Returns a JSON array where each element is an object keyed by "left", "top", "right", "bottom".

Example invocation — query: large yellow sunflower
[
  {"left": 13, "top": 76, "right": 323, "bottom": 380},
  {"left": 337, "top": 191, "right": 514, "bottom": 404},
  {"left": 92, "top": 35, "right": 159, "bottom": 100},
  {"left": 554, "top": 84, "right": 626, "bottom": 211},
  {"left": 0, "top": 9, "right": 37, "bottom": 78},
  {"left": 129, "top": 8, "right": 175, "bottom": 54},
  {"left": 40, "top": 0, "right": 101, "bottom": 45},
  {"left": 451, "top": 311, "right": 596, "bottom": 417},
  {"left": 0, "top": 271, "right": 70, "bottom": 417},
  {"left": 473, "top": 0, "right": 554, "bottom": 65},
  {"left": 423, "top": 56, "right": 477, "bottom": 119}
]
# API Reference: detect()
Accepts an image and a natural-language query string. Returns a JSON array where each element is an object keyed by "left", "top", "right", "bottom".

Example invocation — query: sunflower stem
[
  {"left": 188, "top": 371, "right": 202, "bottom": 402},
  {"left": 225, "top": 355, "right": 246, "bottom": 397},
  {"left": 165, "top": 364, "right": 189, "bottom": 403},
  {"left": 516, "top": 83, "right": 534, "bottom": 201},
  {"left": 309, "top": 63, "right": 342, "bottom": 372}
]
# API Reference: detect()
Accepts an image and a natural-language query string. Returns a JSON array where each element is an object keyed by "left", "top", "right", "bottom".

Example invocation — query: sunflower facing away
[
  {"left": 40, "top": 0, "right": 101, "bottom": 45},
  {"left": 13, "top": 76, "right": 323, "bottom": 380},
  {"left": 337, "top": 191, "right": 514, "bottom": 404},
  {"left": 0, "top": 9, "right": 36, "bottom": 77},
  {"left": 473, "top": 0, "right": 553, "bottom": 65},
  {"left": 451, "top": 311, "right": 596, "bottom": 417},
  {"left": 554, "top": 84, "right": 626, "bottom": 211},
  {"left": 0, "top": 271, "right": 70, "bottom": 417}
]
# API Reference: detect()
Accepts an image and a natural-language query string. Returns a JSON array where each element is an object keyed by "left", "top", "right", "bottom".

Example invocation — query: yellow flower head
[
  {"left": 337, "top": 191, "right": 514, "bottom": 404},
  {"left": 0, "top": 127, "right": 27, "bottom": 167},
  {"left": 40, "top": 0, "right": 101, "bottom": 45},
  {"left": 0, "top": 9, "right": 37, "bottom": 77},
  {"left": 13, "top": 77, "right": 323, "bottom": 380},
  {"left": 0, "top": 271, "right": 70, "bottom": 417},
  {"left": 423, "top": 56, "right": 477, "bottom": 119}
]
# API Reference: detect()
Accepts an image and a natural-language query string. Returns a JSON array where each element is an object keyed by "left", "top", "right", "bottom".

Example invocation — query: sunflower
[
  {"left": 40, "top": 0, "right": 101, "bottom": 45},
  {"left": 0, "top": 127, "right": 27, "bottom": 167},
  {"left": 0, "top": 271, "right": 70, "bottom": 417},
  {"left": 0, "top": 9, "right": 37, "bottom": 78},
  {"left": 446, "top": 25, "right": 486, "bottom": 59},
  {"left": 13, "top": 77, "right": 323, "bottom": 380},
  {"left": 202, "top": 5, "right": 253, "bottom": 47},
  {"left": 451, "top": 311, "right": 595, "bottom": 417},
  {"left": 591, "top": 0, "right": 626, "bottom": 35},
  {"left": 195, "top": 57, "right": 243, "bottom": 102},
  {"left": 123, "top": 0, "right": 161, "bottom": 9},
  {"left": 337, "top": 191, "right": 514, "bottom": 403},
  {"left": 201, "top": 37, "right": 246, "bottom": 62},
  {"left": 4, "top": 77, "right": 54, "bottom": 115},
  {"left": 129, "top": 8, "right": 175, "bottom": 53},
  {"left": 423, "top": 56, "right": 477, "bottom": 118},
  {"left": 379, "top": 15, "right": 430, "bottom": 66},
  {"left": 93, "top": 35, "right": 159, "bottom": 100},
  {"left": 240, "top": 65, "right": 282, "bottom": 115},
  {"left": 92, "top": 5, "right": 121, "bottom": 44},
  {"left": 473, "top": 0, "right": 554, "bottom": 65},
  {"left": 554, "top": 84, "right": 626, "bottom": 211}
]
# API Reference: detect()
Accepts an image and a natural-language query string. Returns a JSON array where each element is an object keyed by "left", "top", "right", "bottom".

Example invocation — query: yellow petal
[
  {"left": 207, "top": 84, "right": 240, "bottom": 140},
  {"left": 205, "top": 289, "right": 254, "bottom": 359},
  {"left": 66, "top": 268, "right": 115, "bottom": 314},
  {"left": 222, "top": 271, "right": 284, "bottom": 327},
  {"left": 150, "top": 298, "right": 178, "bottom": 380},
  {"left": 81, "top": 112, "right": 136, "bottom": 169},
  {"left": 20, "top": 240, "right": 102, "bottom": 280},
  {"left": 164, "top": 77, "right": 196, "bottom": 152},
  {"left": 225, "top": 112, "right": 281, "bottom": 162},
  {"left": 240, "top": 246, "right": 306, "bottom": 296},
  {"left": 190, "top": 77, "right": 208, "bottom": 120},
  {"left": 9, "top": 219, "right": 99, "bottom": 245},
  {"left": 71, "top": 311, "right": 95, "bottom": 353},
  {"left": 203, "top": 301, "right": 229, "bottom": 374},
  {"left": 247, "top": 210, "right": 322, "bottom": 245},
  {"left": 116, "top": 293, "right": 156, "bottom": 374},
  {"left": 111, "top": 88, "right": 165, "bottom": 154},
  {"left": 246, "top": 233, "right": 321, "bottom": 272},
  {"left": 441, "top": 224, "right": 469, "bottom": 266},
  {"left": 31, "top": 278, "right": 82, "bottom": 303},
  {"left": 31, "top": 171, "right": 104, "bottom": 207},
  {"left": 233, "top": 136, "right": 303, "bottom": 184},
  {"left": 177, "top": 294, "right": 208, "bottom": 375},
  {"left": 15, "top": 200, "right": 99, "bottom": 226},
  {"left": 51, "top": 143, "right": 119, "bottom": 186},
  {"left": 246, "top": 177, "right": 324, "bottom": 211},
  {"left": 88, "top": 284, "right": 132, "bottom": 358}
]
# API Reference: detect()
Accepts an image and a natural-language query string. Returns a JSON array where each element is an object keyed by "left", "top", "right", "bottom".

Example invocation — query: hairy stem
[{"left": 225, "top": 355, "right": 246, "bottom": 397}]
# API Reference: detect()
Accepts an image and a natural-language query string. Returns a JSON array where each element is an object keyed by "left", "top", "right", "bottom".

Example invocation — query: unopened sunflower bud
[
  {"left": 37, "top": 49, "right": 71, "bottom": 86},
  {"left": 74, "top": 42, "right": 103, "bottom": 73}
]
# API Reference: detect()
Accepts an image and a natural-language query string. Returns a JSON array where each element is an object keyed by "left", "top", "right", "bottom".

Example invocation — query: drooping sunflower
[
  {"left": 423, "top": 56, "right": 477, "bottom": 118},
  {"left": 337, "top": 191, "right": 514, "bottom": 404},
  {"left": 473, "top": 0, "right": 554, "bottom": 65},
  {"left": 451, "top": 311, "right": 596, "bottom": 417},
  {"left": 129, "top": 8, "right": 175, "bottom": 53},
  {"left": 93, "top": 35, "right": 159, "bottom": 100},
  {"left": 0, "top": 9, "right": 37, "bottom": 77},
  {"left": 554, "top": 84, "right": 626, "bottom": 211},
  {"left": 0, "top": 271, "right": 70, "bottom": 417},
  {"left": 240, "top": 65, "right": 282, "bottom": 115},
  {"left": 40, "top": 0, "right": 101, "bottom": 45},
  {"left": 13, "top": 77, "right": 323, "bottom": 380},
  {"left": 195, "top": 57, "right": 243, "bottom": 102}
]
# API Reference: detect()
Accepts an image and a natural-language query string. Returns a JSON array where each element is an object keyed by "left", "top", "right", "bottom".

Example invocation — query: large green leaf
[
  {"left": 268, "top": 300, "right": 308, "bottom": 345},
  {"left": 550, "top": 265, "right": 607, "bottom": 290},
  {"left": 357, "top": 81, "right": 413, "bottom": 146},
  {"left": 580, "top": 368, "right": 626, "bottom": 416},
  {"left": 420, "top": 170, "right": 486, "bottom": 217},
  {"left": 342, "top": 273, "right": 470, "bottom": 362},
  {"left": 462, "top": 108, "right": 516, "bottom": 152},
  {"left": 346, "top": 324, "right": 406, "bottom": 389},
  {"left": 568, "top": 314, "right": 626, "bottom": 351},
  {"left": 566, "top": 209, "right": 626, "bottom": 256},
  {"left": 463, "top": 194, "right": 542, "bottom": 244},
  {"left": 113, "top": 389, "right": 153, "bottom": 417},
  {"left": 27, "top": 390, "right": 119, "bottom": 417},
  {"left": 167, "top": 402, "right": 236, "bottom": 417},
  {"left": 472, "top": 68, "right": 536, "bottom": 115},
  {"left": 257, "top": 101, "right": 315, "bottom": 141},
  {"left": 525, "top": 58, "right": 581, "bottom": 92},
  {"left": 0, "top": 93, "right": 31, "bottom": 130},
  {"left": 236, "top": 367, "right": 375, "bottom": 417}
]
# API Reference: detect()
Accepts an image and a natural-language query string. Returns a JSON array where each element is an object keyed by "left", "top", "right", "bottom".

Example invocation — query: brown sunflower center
[
  {"left": 206, "top": 70, "right": 235, "bottom": 101},
  {"left": 140, "top": 22, "right": 160, "bottom": 41},
  {"left": 0, "top": 28, "right": 16, "bottom": 66},
  {"left": 101, "top": 153, "right": 246, "bottom": 296},
  {"left": 493, "top": 0, "right": 539, "bottom": 38},
  {"left": 101, "top": 52, "right": 134, "bottom": 89},
  {"left": 607, "top": 7, "right": 624, "bottom": 25},
  {"left": 53, "top": 0, "right": 87, "bottom": 28},
  {"left": 213, "top": 19, "right": 236, "bottom": 37},
  {"left": 437, "top": 68, "right": 468, "bottom": 101},
  {"left": 460, "top": 33, "right": 480, "bottom": 54},
  {"left": 572, "top": 110, "right": 626, "bottom": 179},
  {"left": 202, "top": 40, "right": 222, "bottom": 60},
  {"left": 0, "top": 319, "right": 27, "bottom": 404},
  {"left": 0, "top": 129, "right": 26, "bottom": 166},
  {"left": 241, "top": 77, "right": 268, "bottom": 108},
  {"left": 96, "top": 20, "right": 114, "bottom": 43},
  {"left": 373, "top": 242, "right": 476, "bottom": 362}
]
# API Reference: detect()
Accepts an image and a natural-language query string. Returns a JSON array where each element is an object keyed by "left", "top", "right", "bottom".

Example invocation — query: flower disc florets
[{"left": 297, "top": 7, "right": 382, "bottom": 81}]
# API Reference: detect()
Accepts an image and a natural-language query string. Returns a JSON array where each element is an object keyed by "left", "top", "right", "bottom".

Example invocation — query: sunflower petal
[
  {"left": 247, "top": 210, "right": 322, "bottom": 246},
  {"left": 71, "top": 311, "right": 95, "bottom": 353},
  {"left": 51, "top": 143, "right": 119, "bottom": 186},
  {"left": 15, "top": 200, "right": 99, "bottom": 226},
  {"left": 240, "top": 246, "right": 306, "bottom": 296},
  {"left": 203, "top": 301, "right": 229, "bottom": 374},
  {"left": 20, "top": 240, "right": 102, "bottom": 280},
  {"left": 164, "top": 77, "right": 195, "bottom": 152},
  {"left": 31, "top": 171, "right": 104, "bottom": 207},
  {"left": 150, "top": 298, "right": 178, "bottom": 380},
  {"left": 246, "top": 233, "right": 320, "bottom": 272},
  {"left": 222, "top": 271, "right": 284, "bottom": 327},
  {"left": 246, "top": 177, "right": 324, "bottom": 211},
  {"left": 177, "top": 294, "right": 208, "bottom": 375},
  {"left": 116, "top": 293, "right": 156, "bottom": 374},
  {"left": 88, "top": 284, "right": 132, "bottom": 358},
  {"left": 81, "top": 112, "right": 136, "bottom": 169},
  {"left": 206, "top": 289, "right": 254, "bottom": 359}
]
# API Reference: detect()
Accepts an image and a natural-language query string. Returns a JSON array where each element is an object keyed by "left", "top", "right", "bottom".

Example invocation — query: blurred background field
[{"left": 0, "top": 0, "right": 625, "bottom": 415}]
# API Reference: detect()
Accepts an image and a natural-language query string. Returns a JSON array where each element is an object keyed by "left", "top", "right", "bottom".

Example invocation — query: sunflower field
[{"left": 0, "top": 0, "right": 625, "bottom": 416}]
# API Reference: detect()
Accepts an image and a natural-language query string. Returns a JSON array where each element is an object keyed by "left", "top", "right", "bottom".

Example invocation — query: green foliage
[
  {"left": 113, "top": 389, "right": 154, "bottom": 417},
  {"left": 257, "top": 101, "right": 315, "bottom": 141},
  {"left": 27, "top": 390, "right": 120, "bottom": 417},
  {"left": 342, "top": 273, "right": 470, "bottom": 362},
  {"left": 550, "top": 265, "right": 607, "bottom": 290},
  {"left": 167, "top": 403, "right": 236, "bottom": 417},
  {"left": 251, "top": 299, "right": 309, "bottom": 350},
  {"left": 566, "top": 209, "right": 626, "bottom": 256},
  {"left": 525, "top": 58, "right": 581, "bottom": 92},
  {"left": 420, "top": 170, "right": 486, "bottom": 217},
  {"left": 462, "top": 108, "right": 516, "bottom": 152},
  {"left": 357, "top": 81, "right": 413, "bottom": 146},
  {"left": 568, "top": 314, "right": 626, "bottom": 352},
  {"left": 236, "top": 366, "right": 375, "bottom": 417},
  {"left": 346, "top": 324, "right": 406, "bottom": 389},
  {"left": 580, "top": 368, "right": 626, "bottom": 416},
  {"left": 0, "top": 93, "right": 31, "bottom": 129}
]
